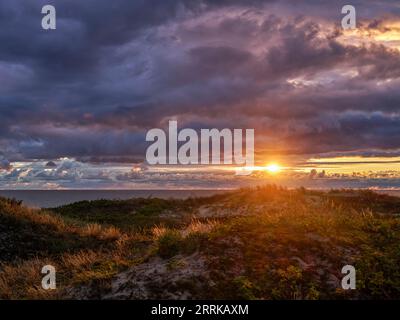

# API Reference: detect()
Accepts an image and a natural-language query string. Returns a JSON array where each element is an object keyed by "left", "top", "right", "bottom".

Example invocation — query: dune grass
[{"left": 1, "top": 185, "right": 400, "bottom": 299}]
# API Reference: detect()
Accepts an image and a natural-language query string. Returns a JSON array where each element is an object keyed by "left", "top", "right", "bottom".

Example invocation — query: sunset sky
[{"left": 1, "top": 0, "right": 400, "bottom": 189}]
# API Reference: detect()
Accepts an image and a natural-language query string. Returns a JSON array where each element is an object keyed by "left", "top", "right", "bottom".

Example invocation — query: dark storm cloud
[
  {"left": 0, "top": 0, "right": 400, "bottom": 162},
  {"left": 279, "top": 112, "right": 400, "bottom": 154},
  {"left": 0, "top": 155, "right": 11, "bottom": 170}
]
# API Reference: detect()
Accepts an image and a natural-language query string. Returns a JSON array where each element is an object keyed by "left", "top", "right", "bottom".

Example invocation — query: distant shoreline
[
  {"left": 0, "top": 189, "right": 233, "bottom": 208},
  {"left": 1, "top": 188, "right": 400, "bottom": 208}
]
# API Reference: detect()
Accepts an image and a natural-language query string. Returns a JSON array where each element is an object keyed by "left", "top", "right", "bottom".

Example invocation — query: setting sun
[{"left": 265, "top": 163, "right": 281, "bottom": 173}]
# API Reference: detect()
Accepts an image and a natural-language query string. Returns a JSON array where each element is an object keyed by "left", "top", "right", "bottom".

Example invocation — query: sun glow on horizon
[
  {"left": 232, "top": 163, "right": 283, "bottom": 175},
  {"left": 265, "top": 163, "right": 281, "bottom": 173}
]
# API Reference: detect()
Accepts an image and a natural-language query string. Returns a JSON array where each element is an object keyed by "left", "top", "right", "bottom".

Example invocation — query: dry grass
[
  {"left": 61, "top": 250, "right": 101, "bottom": 269},
  {"left": 4, "top": 204, "right": 68, "bottom": 232},
  {"left": 183, "top": 219, "right": 219, "bottom": 236},
  {"left": 1, "top": 186, "right": 400, "bottom": 299},
  {"left": 152, "top": 219, "right": 219, "bottom": 239},
  {"left": 0, "top": 198, "right": 131, "bottom": 299},
  {"left": 0, "top": 258, "right": 58, "bottom": 299},
  {"left": 81, "top": 223, "right": 122, "bottom": 240},
  {"left": 0, "top": 249, "right": 125, "bottom": 299},
  {"left": 151, "top": 225, "right": 168, "bottom": 239},
  {"left": 0, "top": 199, "right": 124, "bottom": 241}
]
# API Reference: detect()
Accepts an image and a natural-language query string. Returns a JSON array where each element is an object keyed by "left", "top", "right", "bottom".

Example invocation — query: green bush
[
  {"left": 157, "top": 230, "right": 183, "bottom": 258},
  {"left": 182, "top": 232, "right": 207, "bottom": 255}
]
